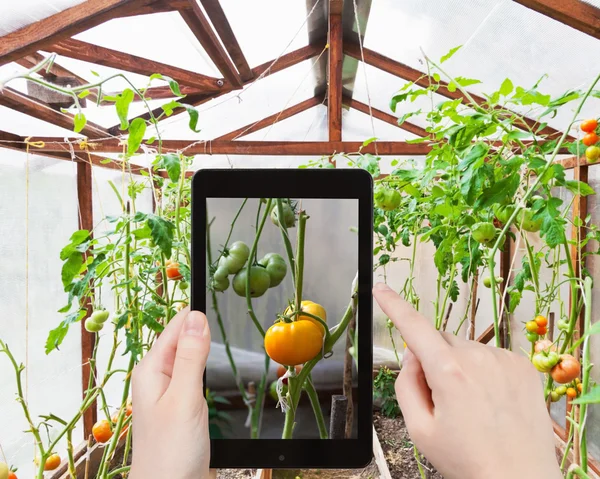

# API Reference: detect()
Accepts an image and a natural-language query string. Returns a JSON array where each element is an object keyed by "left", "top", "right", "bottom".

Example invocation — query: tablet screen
[{"left": 204, "top": 198, "right": 359, "bottom": 440}]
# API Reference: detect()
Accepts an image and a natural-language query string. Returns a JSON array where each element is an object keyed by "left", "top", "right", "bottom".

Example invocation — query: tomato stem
[
  {"left": 294, "top": 211, "right": 308, "bottom": 314},
  {"left": 276, "top": 199, "right": 297, "bottom": 285},
  {"left": 304, "top": 375, "right": 328, "bottom": 439}
]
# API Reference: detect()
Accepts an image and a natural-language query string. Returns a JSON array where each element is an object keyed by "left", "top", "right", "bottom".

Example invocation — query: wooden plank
[
  {"left": 30, "top": 138, "right": 433, "bottom": 155},
  {"left": 50, "top": 39, "right": 226, "bottom": 92},
  {"left": 328, "top": 0, "right": 343, "bottom": 142},
  {"left": 179, "top": 0, "right": 243, "bottom": 87},
  {"left": 0, "top": 0, "right": 157, "bottom": 66},
  {"left": 372, "top": 425, "right": 393, "bottom": 479},
  {"left": 121, "top": 0, "right": 189, "bottom": 16},
  {"left": 344, "top": 42, "right": 573, "bottom": 141},
  {"left": 513, "top": 0, "right": 600, "bottom": 40},
  {"left": 214, "top": 95, "right": 323, "bottom": 141},
  {"left": 476, "top": 323, "right": 495, "bottom": 344},
  {"left": 199, "top": 0, "right": 253, "bottom": 82},
  {"left": 498, "top": 239, "right": 512, "bottom": 349},
  {"left": 77, "top": 160, "right": 97, "bottom": 438},
  {"left": 343, "top": 96, "right": 428, "bottom": 137},
  {"left": 0, "top": 87, "right": 109, "bottom": 139}
]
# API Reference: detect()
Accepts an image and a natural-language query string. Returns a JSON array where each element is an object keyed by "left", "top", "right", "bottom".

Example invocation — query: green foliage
[{"left": 374, "top": 366, "right": 401, "bottom": 419}]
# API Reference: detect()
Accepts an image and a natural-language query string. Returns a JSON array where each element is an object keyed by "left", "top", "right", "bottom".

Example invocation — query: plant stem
[
  {"left": 250, "top": 353, "right": 270, "bottom": 439},
  {"left": 559, "top": 238, "right": 580, "bottom": 354},
  {"left": 578, "top": 276, "right": 593, "bottom": 473},
  {"left": 304, "top": 375, "right": 328, "bottom": 439},
  {"left": 294, "top": 211, "right": 308, "bottom": 312},
  {"left": 276, "top": 199, "right": 296, "bottom": 285}
]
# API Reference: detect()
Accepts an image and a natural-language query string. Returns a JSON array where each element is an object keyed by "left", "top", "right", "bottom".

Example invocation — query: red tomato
[
  {"left": 536, "top": 326, "right": 547, "bottom": 336},
  {"left": 581, "top": 119, "right": 598, "bottom": 133},
  {"left": 166, "top": 262, "right": 183, "bottom": 281},
  {"left": 8, "top": 472, "right": 17, "bottom": 479},
  {"left": 550, "top": 354, "right": 581, "bottom": 384},
  {"left": 582, "top": 132, "right": 599, "bottom": 146}
]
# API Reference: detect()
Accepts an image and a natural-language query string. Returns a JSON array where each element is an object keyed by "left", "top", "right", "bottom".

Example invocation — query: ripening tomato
[
  {"left": 536, "top": 325, "right": 547, "bottom": 336},
  {"left": 264, "top": 320, "right": 324, "bottom": 366},
  {"left": 0, "top": 463, "right": 8, "bottom": 479},
  {"left": 586, "top": 146, "right": 600, "bottom": 163},
  {"left": 581, "top": 119, "right": 598, "bottom": 133},
  {"left": 566, "top": 387, "right": 577, "bottom": 399},
  {"left": 534, "top": 315, "right": 548, "bottom": 327},
  {"left": 374, "top": 187, "right": 401, "bottom": 211},
  {"left": 532, "top": 352, "right": 559, "bottom": 373},
  {"left": 258, "top": 253, "right": 287, "bottom": 287},
  {"left": 92, "top": 419, "right": 113, "bottom": 444},
  {"left": 555, "top": 386, "right": 567, "bottom": 396},
  {"left": 220, "top": 241, "right": 250, "bottom": 274},
  {"left": 534, "top": 339, "right": 557, "bottom": 353},
  {"left": 550, "top": 354, "right": 581, "bottom": 384},
  {"left": 525, "top": 321, "right": 539, "bottom": 333},
  {"left": 471, "top": 222, "right": 496, "bottom": 246},
  {"left": 577, "top": 383, "right": 583, "bottom": 393},
  {"left": 44, "top": 454, "right": 61, "bottom": 471},
  {"left": 8, "top": 471, "right": 17, "bottom": 479},
  {"left": 166, "top": 262, "right": 183, "bottom": 280},
  {"left": 271, "top": 202, "right": 296, "bottom": 228},
  {"left": 284, "top": 300, "right": 327, "bottom": 335},
  {"left": 232, "top": 266, "right": 270, "bottom": 297},
  {"left": 582, "top": 132, "right": 599, "bottom": 146},
  {"left": 550, "top": 391, "right": 560, "bottom": 403},
  {"left": 276, "top": 364, "right": 302, "bottom": 379}
]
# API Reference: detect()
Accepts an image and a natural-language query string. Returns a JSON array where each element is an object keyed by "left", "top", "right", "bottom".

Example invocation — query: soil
[{"left": 373, "top": 412, "right": 443, "bottom": 479}]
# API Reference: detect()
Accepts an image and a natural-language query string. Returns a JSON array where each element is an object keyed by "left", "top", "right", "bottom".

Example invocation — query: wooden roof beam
[
  {"left": 214, "top": 95, "right": 324, "bottom": 141},
  {"left": 0, "top": 88, "right": 109, "bottom": 139},
  {"left": 513, "top": 0, "right": 600, "bottom": 41},
  {"left": 328, "top": 0, "right": 343, "bottom": 142},
  {"left": 50, "top": 39, "right": 227, "bottom": 92},
  {"left": 342, "top": 95, "right": 429, "bottom": 138},
  {"left": 199, "top": 0, "right": 253, "bottom": 82},
  {"left": 179, "top": 0, "right": 243, "bottom": 87},
  {"left": 0, "top": 0, "right": 161, "bottom": 66},
  {"left": 344, "top": 42, "right": 573, "bottom": 142}
]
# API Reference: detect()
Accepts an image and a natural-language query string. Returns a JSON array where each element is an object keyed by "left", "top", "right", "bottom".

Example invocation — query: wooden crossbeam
[
  {"left": 121, "top": 0, "right": 189, "bottom": 16},
  {"left": 50, "top": 39, "right": 227, "bottom": 92},
  {"left": 344, "top": 42, "right": 573, "bottom": 141},
  {"left": 214, "top": 95, "right": 323, "bottom": 141},
  {"left": 328, "top": 0, "right": 344, "bottom": 142},
  {"left": 179, "top": 0, "right": 243, "bottom": 87},
  {"left": 0, "top": 0, "right": 158, "bottom": 66},
  {"left": 26, "top": 138, "right": 432, "bottom": 155},
  {"left": 0, "top": 87, "right": 109, "bottom": 139},
  {"left": 343, "top": 96, "right": 428, "bottom": 138},
  {"left": 513, "top": 0, "right": 600, "bottom": 40},
  {"left": 199, "top": 0, "right": 253, "bottom": 82}
]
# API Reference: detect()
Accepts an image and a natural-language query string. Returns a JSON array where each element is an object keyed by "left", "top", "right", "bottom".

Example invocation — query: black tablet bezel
[{"left": 191, "top": 168, "right": 373, "bottom": 470}]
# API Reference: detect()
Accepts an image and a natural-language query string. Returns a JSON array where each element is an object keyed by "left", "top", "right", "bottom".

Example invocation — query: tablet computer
[{"left": 191, "top": 168, "right": 373, "bottom": 469}]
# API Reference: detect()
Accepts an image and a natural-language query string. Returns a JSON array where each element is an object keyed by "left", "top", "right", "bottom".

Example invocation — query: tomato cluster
[
  {"left": 524, "top": 314, "right": 548, "bottom": 340},
  {"left": 84, "top": 309, "right": 110, "bottom": 333},
  {"left": 270, "top": 200, "right": 296, "bottom": 228},
  {"left": 0, "top": 463, "right": 16, "bottom": 479},
  {"left": 581, "top": 118, "right": 600, "bottom": 163},
  {"left": 550, "top": 378, "right": 583, "bottom": 402}
]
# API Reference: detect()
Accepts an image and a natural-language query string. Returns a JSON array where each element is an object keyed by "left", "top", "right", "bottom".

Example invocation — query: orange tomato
[
  {"left": 534, "top": 339, "right": 556, "bottom": 353},
  {"left": 276, "top": 364, "right": 302, "bottom": 384},
  {"left": 582, "top": 132, "right": 599, "bottom": 146},
  {"left": 284, "top": 300, "right": 327, "bottom": 334},
  {"left": 566, "top": 387, "right": 577, "bottom": 399},
  {"left": 264, "top": 320, "right": 323, "bottom": 366},
  {"left": 581, "top": 119, "right": 598, "bottom": 133},
  {"left": 534, "top": 315, "right": 548, "bottom": 327},
  {"left": 92, "top": 419, "right": 113, "bottom": 443},
  {"left": 8, "top": 471, "right": 17, "bottom": 479},
  {"left": 577, "top": 383, "right": 583, "bottom": 393},
  {"left": 166, "top": 262, "right": 183, "bottom": 280},
  {"left": 550, "top": 354, "right": 581, "bottom": 384},
  {"left": 536, "top": 326, "right": 547, "bottom": 336},
  {"left": 44, "top": 454, "right": 61, "bottom": 471}
]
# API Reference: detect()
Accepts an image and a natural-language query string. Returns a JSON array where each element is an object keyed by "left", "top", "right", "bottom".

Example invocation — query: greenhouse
[{"left": 1, "top": 0, "right": 600, "bottom": 477}]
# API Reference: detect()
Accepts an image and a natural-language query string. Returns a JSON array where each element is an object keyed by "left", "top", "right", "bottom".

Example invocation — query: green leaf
[
  {"left": 161, "top": 100, "right": 181, "bottom": 116},
  {"left": 181, "top": 103, "right": 201, "bottom": 132},
  {"left": 73, "top": 113, "right": 87, "bottom": 133},
  {"left": 397, "top": 110, "right": 421, "bottom": 126},
  {"left": 476, "top": 173, "right": 520, "bottom": 209},
  {"left": 116, "top": 89, "right": 135, "bottom": 130},
  {"left": 62, "top": 254, "right": 83, "bottom": 289},
  {"left": 440, "top": 45, "right": 462, "bottom": 63},
  {"left": 358, "top": 154, "right": 380, "bottom": 177},
  {"left": 45, "top": 310, "right": 85, "bottom": 354},
  {"left": 362, "top": 137, "right": 377, "bottom": 147},
  {"left": 564, "top": 180, "right": 595, "bottom": 196},
  {"left": 127, "top": 118, "right": 146, "bottom": 156},
  {"left": 390, "top": 93, "right": 410, "bottom": 112},
  {"left": 508, "top": 290, "right": 522, "bottom": 313},
  {"left": 131, "top": 223, "right": 152, "bottom": 240},
  {"left": 499, "top": 78, "right": 514, "bottom": 97},
  {"left": 572, "top": 385, "right": 600, "bottom": 405},
  {"left": 147, "top": 215, "right": 175, "bottom": 258},
  {"left": 78, "top": 90, "right": 91, "bottom": 99},
  {"left": 60, "top": 230, "right": 90, "bottom": 260},
  {"left": 158, "top": 153, "right": 181, "bottom": 182}
]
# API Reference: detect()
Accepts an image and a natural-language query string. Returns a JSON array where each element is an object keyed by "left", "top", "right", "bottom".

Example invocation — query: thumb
[{"left": 168, "top": 311, "right": 211, "bottom": 401}]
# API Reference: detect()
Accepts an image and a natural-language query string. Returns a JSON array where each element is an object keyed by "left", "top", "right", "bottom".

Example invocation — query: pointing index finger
[{"left": 373, "top": 283, "right": 449, "bottom": 369}]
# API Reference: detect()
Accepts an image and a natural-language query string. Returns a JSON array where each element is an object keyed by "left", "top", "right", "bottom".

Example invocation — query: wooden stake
[{"left": 329, "top": 395, "right": 348, "bottom": 439}]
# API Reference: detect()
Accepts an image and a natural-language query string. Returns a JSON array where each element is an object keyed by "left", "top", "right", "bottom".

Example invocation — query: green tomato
[
  {"left": 271, "top": 202, "right": 296, "bottom": 228},
  {"left": 517, "top": 208, "right": 542, "bottom": 232},
  {"left": 557, "top": 319, "right": 569, "bottom": 331},
  {"left": 232, "top": 266, "right": 271, "bottom": 298},
  {"left": 482, "top": 276, "right": 504, "bottom": 288},
  {"left": 85, "top": 318, "right": 104, "bottom": 333},
  {"left": 211, "top": 276, "right": 230, "bottom": 292},
  {"left": 525, "top": 331, "right": 539, "bottom": 343},
  {"left": 586, "top": 146, "right": 600, "bottom": 163},
  {"left": 213, "top": 265, "right": 229, "bottom": 282},
  {"left": 221, "top": 241, "right": 250, "bottom": 274},
  {"left": 550, "top": 391, "right": 560, "bottom": 402},
  {"left": 492, "top": 204, "right": 515, "bottom": 224},
  {"left": 471, "top": 222, "right": 496, "bottom": 245},
  {"left": 90, "top": 309, "right": 110, "bottom": 323},
  {"left": 377, "top": 224, "right": 389, "bottom": 236},
  {"left": 555, "top": 386, "right": 568, "bottom": 396},
  {"left": 258, "top": 253, "right": 287, "bottom": 287},
  {"left": 532, "top": 352, "right": 559, "bottom": 373},
  {"left": 179, "top": 281, "right": 189, "bottom": 290},
  {"left": 374, "top": 187, "right": 401, "bottom": 212},
  {"left": 269, "top": 381, "right": 288, "bottom": 402}
]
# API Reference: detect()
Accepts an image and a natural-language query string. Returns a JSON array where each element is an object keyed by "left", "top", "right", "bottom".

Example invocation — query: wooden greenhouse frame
[{"left": 0, "top": 0, "right": 599, "bottom": 474}]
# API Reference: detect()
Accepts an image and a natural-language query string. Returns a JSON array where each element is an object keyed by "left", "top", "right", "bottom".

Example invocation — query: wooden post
[
  {"left": 76, "top": 160, "right": 97, "bottom": 442},
  {"left": 329, "top": 395, "right": 348, "bottom": 439},
  {"left": 343, "top": 301, "right": 357, "bottom": 438},
  {"left": 498, "top": 234, "right": 512, "bottom": 349},
  {"left": 468, "top": 270, "right": 479, "bottom": 340},
  {"left": 328, "top": 0, "right": 343, "bottom": 167}
]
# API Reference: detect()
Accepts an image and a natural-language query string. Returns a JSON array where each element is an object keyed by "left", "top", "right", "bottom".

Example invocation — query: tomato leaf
[
  {"left": 60, "top": 230, "right": 90, "bottom": 260},
  {"left": 499, "top": 78, "right": 514, "bottom": 97},
  {"left": 476, "top": 172, "right": 520, "bottom": 209},
  {"left": 146, "top": 214, "right": 175, "bottom": 259},
  {"left": 45, "top": 310, "right": 85, "bottom": 354},
  {"left": 440, "top": 45, "right": 462, "bottom": 63},
  {"left": 115, "top": 89, "right": 135, "bottom": 130},
  {"left": 61, "top": 254, "right": 83, "bottom": 289},
  {"left": 563, "top": 180, "right": 595, "bottom": 197},
  {"left": 362, "top": 137, "right": 377, "bottom": 147},
  {"left": 157, "top": 153, "right": 181, "bottom": 182},
  {"left": 73, "top": 113, "right": 87, "bottom": 133},
  {"left": 127, "top": 118, "right": 146, "bottom": 156},
  {"left": 572, "top": 385, "right": 600, "bottom": 405}
]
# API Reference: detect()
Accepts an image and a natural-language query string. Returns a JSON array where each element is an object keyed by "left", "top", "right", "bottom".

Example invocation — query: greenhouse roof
[{"left": 0, "top": 0, "right": 599, "bottom": 170}]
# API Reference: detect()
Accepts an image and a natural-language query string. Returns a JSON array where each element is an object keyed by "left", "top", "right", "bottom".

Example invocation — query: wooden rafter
[
  {"left": 344, "top": 42, "right": 574, "bottom": 141},
  {"left": 343, "top": 96, "right": 428, "bottom": 138},
  {"left": 110, "top": 42, "right": 325, "bottom": 133},
  {"left": 50, "top": 39, "right": 227, "bottom": 92},
  {"left": 21, "top": 138, "right": 433, "bottom": 155},
  {"left": 0, "top": 88, "right": 109, "bottom": 139},
  {"left": 0, "top": 0, "right": 159, "bottom": 66},
  {"left": 199, "top": 0, "right": 253, "bottom": 82},
  {"left": 121, "top": 0, "right": 189, "bottom": 16},
  {"left": 328, "top": 0, "right": 343, "bottom": 142},
  {"left": 513, "top": 0, "right": 600, "bottom": 41},
  {"left": 179, "top": 0, "right": 243, "bottom": 87},
  {"left": 214, "top": 95, "right": 324, "bottom": 141}
]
